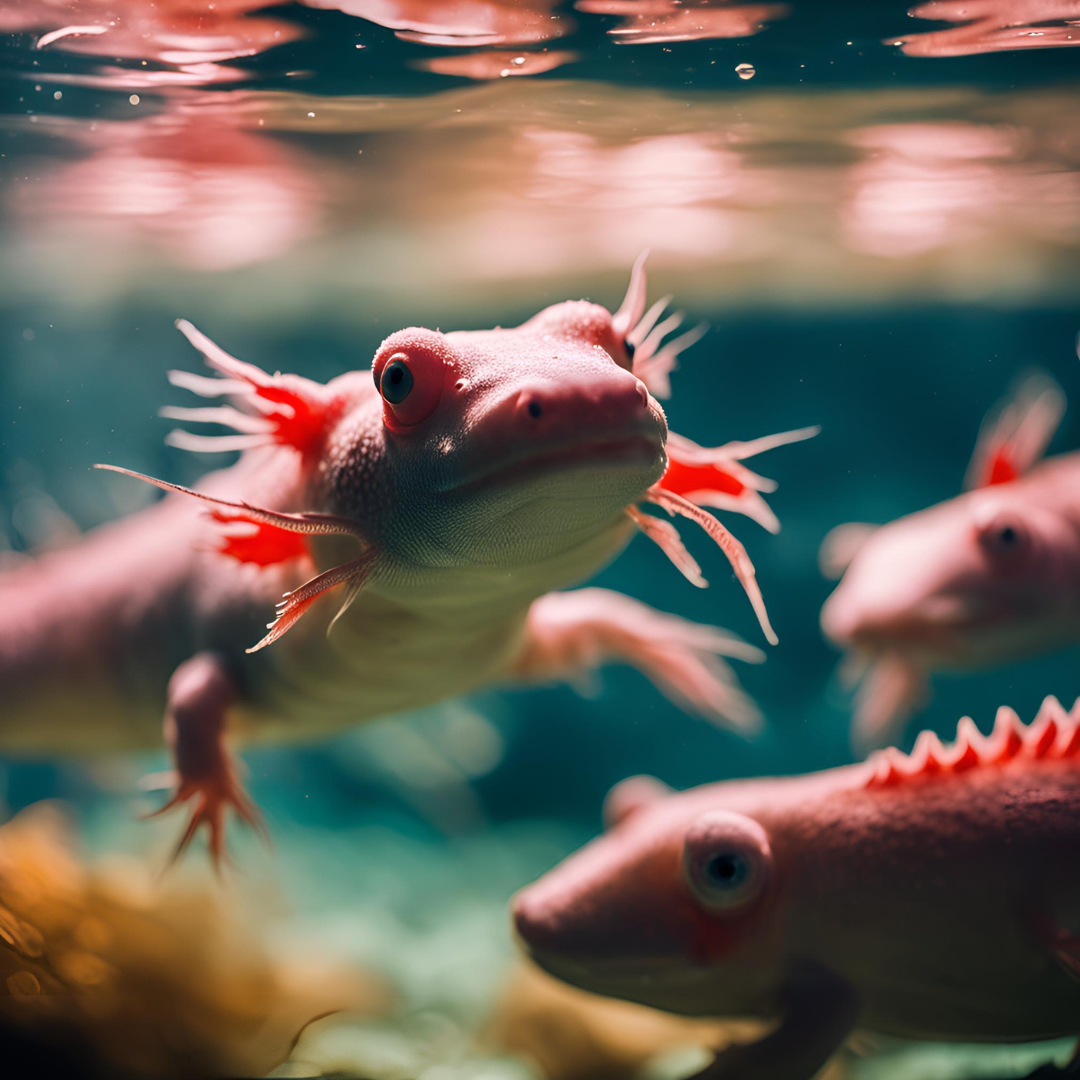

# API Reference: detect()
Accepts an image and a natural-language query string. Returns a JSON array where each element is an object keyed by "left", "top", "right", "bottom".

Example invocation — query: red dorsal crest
[{"left": 866, "top": 696, "right": 1080, "bottom": 788}]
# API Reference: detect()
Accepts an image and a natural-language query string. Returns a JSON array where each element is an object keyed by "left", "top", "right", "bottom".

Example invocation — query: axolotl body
[
  {"left": 820, "top": 370, "right": 1080, "bottom": 748},
  {"left": 514, "top": 696, "right": 1080, "bottom": 1080},
  {"left": 0, "top": 257, "right": 814, "bottom": 861}
]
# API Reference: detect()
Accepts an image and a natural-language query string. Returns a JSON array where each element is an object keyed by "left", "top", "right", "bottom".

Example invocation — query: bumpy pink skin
[
  {"left": 0, "top": 302, "right": 658, "bottom": 752},
  {"left": 0, "top": 264, "right": 807, "bottom": 865},
  {"left": 514, "top": 698, "right": 1080, "bottom": 1073}
]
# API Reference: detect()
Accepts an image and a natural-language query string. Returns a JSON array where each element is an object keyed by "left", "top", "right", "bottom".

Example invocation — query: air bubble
[{"left": 735, "top": 62, "right": 755, "bottom": 80}]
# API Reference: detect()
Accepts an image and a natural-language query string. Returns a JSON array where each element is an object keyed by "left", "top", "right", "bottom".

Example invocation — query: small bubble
[
  {"left": 53, "top": 90, "right": 62, "bottom": 100},
  {"left": 307, "top": 111, "right": 315, "bottom": 117},
  {"left": 355, "top": 43, "right": 365, "bottom": 48},
  {"left": 128, "top": 94, "right": 140, "bottom": 105},
  {"left": 511, "top": 56, "right": 526, "bottom": 65},
  {"left": 499, "top": 68, "right": 511, "bottom": 77},
  {"left": 735, "top": 62, "right": 755, "bottom": 80}
]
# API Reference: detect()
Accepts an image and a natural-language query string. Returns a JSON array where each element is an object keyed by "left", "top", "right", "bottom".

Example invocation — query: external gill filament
[
  {"left": 635, "top": 486, "right": 779, "bottom": 646},
  {"left": 93, "top": 465, "right": 376, "bottom": 652},
  {"left": 625, "top": 506, "right": 706, "bottom": 588},
  {"left": 611, "top": 251, "right": 707, "bottom": 399},
  {"left": 257, "top": 550, "right": 377, "bottom": 653}
]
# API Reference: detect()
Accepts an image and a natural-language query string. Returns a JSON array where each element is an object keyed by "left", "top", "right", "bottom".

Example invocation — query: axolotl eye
[
  {"left": 683, "top": 810, "right": 772, "bottom": 913},
  {"left": 373, "top": 343, "right": 447, "bottom": 431},
  {"left": 380, "top": 358, "right": 413, "bottom": 404},
  {"left": 975, "top": 509, "right": 1030, "bottom": 568}
]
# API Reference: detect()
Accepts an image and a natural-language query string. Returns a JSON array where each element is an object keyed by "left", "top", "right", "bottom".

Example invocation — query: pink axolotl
[
  {"left": 820, "top": 369, "right": 1080, "bottom": 749},
  {"left": 0, "top": 256, "right": 815, "bottom": 864},
  {"left": 513, "top": 695, "right": 1080, "bottom": 1080}
]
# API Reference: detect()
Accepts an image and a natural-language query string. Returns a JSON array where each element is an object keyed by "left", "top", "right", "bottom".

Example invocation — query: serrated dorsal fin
[{"left": 866, "top": 695, "right": 1080, "bottom": 788}]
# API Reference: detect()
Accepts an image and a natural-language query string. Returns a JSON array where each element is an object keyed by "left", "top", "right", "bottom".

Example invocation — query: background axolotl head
[
  {"left": 817, "top": 373, "right": 1080, "bottom": 746},
  {"left": 820, "top": 480, "right": 1080, "bottom": 670},
  {"left": 512, "top": 775, "right": 789, "bottom": 1017},
  {"left": 325, "top": 294, "right": 669, "bottom": 579}
]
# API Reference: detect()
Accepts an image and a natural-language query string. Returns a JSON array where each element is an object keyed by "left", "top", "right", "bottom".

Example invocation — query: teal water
[{"left": 2, "top": 3, "right": 1080, "bottom": 1078}]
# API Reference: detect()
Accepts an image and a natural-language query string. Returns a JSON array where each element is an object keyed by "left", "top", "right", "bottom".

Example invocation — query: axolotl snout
[
  {"left": 0, "top": 256, "right": 815, "bottom": 862},
  {"left": 514, "top": 698, "right": 1080, "bottom": 1080}
]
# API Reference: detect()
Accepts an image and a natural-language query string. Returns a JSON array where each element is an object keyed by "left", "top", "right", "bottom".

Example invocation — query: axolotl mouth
[
  {"left": 516, "top": 938, "right": 736, "bottom": 1018},
  {"left": 458, "top": 433, "right": 667, "bottom": 491},
  {"left": 447, "top": 376, "right": 669, "bottom": 493}
]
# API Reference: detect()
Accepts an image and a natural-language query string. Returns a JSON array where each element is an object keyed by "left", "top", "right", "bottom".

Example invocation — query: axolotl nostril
[
  {"left": 0, "top": 255, "right": 816, "bottom": 866},
  {"left": 514, "top": 696, "right": 1080, "bottom": 1080}
]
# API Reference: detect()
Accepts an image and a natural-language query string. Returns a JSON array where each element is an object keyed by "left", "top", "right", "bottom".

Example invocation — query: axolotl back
[{"left": 514, "top": 697, "right": 1080, "bottom": 1080}]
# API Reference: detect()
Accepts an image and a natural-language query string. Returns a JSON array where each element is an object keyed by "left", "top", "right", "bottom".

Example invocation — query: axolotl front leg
[
  {"left": 509, "top": 588, "right": 767, "bottom": 731},
  {"left": 691, "top": 968, "right": 860, "bottom": 1080},
  {"left": 148, "top": 653, "right": 264, "bottom": 868}
]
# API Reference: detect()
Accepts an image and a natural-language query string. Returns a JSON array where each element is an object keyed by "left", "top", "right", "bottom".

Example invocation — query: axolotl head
[
  {"left": 820, "top": 474, "right": 1080, "bottom": 669},
  {"left": 512, "top": 775, "right": 789, "bottom": 1018},
  {"left": 328, "top": 294, "right": 669, "bottom": 577}
]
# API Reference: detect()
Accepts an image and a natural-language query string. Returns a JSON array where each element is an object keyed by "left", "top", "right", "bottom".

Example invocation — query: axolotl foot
[
  {"left": 147, "top": 652, "right": 268, "bottom": 872},
  {"left": 511, "top": 588, "right": 766, "bottom": 732},
  {"left": 145, "top": 764, "right": 267, "bottom": 871}
]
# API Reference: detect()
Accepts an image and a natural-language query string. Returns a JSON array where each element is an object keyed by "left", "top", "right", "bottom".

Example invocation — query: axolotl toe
[
  {"left": 514, "top": 696, "right": 1080, "bottom": 1080},
  {"left": 0, "top": 255, "right": 815, "bottom": 866}
]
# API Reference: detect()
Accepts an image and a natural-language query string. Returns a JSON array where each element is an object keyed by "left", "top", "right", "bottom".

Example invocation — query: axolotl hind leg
[
  {"left": 509, "top": 588, "right": 766, "bottom": 732},
  {"left": 147, "top": 653, "right": 266, "bottom": 871}
]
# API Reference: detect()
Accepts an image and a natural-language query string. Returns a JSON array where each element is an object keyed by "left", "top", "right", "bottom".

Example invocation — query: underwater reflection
[
  {"left": 575, "top": 0, "right": 789, "bottom": 45},
  {"left": 898, "top": 0, "right": 1080, "bottom": 57},
  {"left": 299, "top": 0, "right": 570, "bottom": 45},
  {"left": 0, "top": 0, "right": 304, "bottom": 87},
  {"left": 5, "top": 79, "right": 1080, "bottom": 304},
  {"left": 413, "top": 49, "right": 577, "bottom": 79},
  {"left": 839, "top": 121, "right": 1079, "bottom": 259},
  {"left": 8, "top": 111, "right": 321, "bottom": 270}
]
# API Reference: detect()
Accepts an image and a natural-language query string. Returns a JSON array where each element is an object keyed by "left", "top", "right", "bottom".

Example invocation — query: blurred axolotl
[
  {"left": 820, "top": 369, "right": 1080, "bottom": 748},
  {"left": 0, "top": 255, "right": 815, "bottom": 863},
  {"left": 513, "top": 696, "right": 1080, "bottom": 1080}
]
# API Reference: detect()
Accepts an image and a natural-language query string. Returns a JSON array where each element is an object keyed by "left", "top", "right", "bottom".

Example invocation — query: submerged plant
[{"left": 0, "top": 804, "right": 381, "bottom": 1079}]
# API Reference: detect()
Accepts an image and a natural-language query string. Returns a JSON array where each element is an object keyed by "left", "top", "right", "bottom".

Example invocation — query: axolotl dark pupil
[
  {"left": 706, "top": 852, "right": 748, "bottom": 888},
  {"left": 381, "top": 359, "right": 414, "bottom": 404}
]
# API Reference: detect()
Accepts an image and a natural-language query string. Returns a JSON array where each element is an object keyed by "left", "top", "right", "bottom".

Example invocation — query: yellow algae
[{"left": 0, "top": 804, "right": 386, "bottom": 1080}]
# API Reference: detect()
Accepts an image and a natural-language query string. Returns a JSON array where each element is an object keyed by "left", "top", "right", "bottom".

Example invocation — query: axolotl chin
[
  {"left": 0, "top": 256, "right": 815, "bottom": 863},
  {"left": 820, "top": 369, "right": 1080, "bottom": 749},
  {"left": 514, "top": 696, "right": 1080, "bottom": 1080}
]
